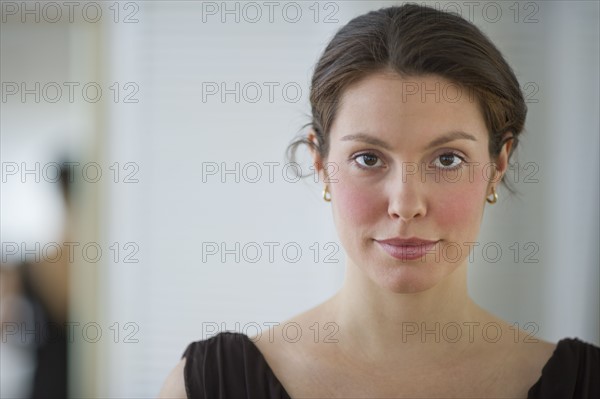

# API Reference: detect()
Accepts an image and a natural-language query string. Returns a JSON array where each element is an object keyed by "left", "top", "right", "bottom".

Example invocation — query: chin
[
  {"left": 358, "top": 239, "right": 465, "bottom": 294},
  {"left": 370, "top": 264, "right": 446, "bottom": 294}
]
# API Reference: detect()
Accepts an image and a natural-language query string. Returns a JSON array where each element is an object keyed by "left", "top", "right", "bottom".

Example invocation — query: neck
[{"left": 326, "top": 259, "right": 491, "bottom": 365}]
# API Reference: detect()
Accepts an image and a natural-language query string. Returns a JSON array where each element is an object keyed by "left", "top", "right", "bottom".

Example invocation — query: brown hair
[{"left": 287, "top": 3, "right": 526, "bottom": 190}]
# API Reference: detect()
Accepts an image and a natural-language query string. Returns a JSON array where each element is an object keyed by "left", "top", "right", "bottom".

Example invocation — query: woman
[{"left": 160, "top": 4, "right": 599, "bottom": 398}]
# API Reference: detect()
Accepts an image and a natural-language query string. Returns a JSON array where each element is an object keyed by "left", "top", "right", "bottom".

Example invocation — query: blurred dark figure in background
[{"left": 1, "top": 161, "right": 72, "bottom": 398}]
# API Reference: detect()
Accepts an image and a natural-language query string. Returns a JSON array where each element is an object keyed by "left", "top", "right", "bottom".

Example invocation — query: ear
[
  {"left": 492, "top": 132, "right": 514, "bottom": 183},
  {"left": 307, "top": 129, "right": 328, "bottom": 184}
]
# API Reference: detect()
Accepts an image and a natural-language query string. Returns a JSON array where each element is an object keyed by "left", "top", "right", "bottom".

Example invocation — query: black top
[{"left": 182, "top": 332, "right": 600, "bottom": 399}]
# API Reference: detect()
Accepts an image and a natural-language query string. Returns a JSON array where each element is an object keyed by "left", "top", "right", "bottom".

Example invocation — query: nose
[{"left": 387, "top": 172, "right": 427, "bottom": 222}]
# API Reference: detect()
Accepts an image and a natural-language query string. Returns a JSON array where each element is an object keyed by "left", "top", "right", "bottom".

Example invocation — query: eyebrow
[{"left": 340, "top": 131, "right": 477, "bottom": 150}]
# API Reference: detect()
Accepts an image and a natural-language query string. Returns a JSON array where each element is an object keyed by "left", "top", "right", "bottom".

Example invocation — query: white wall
[{"left": 465, "top": 0, "right": 600, "bottom": 345}]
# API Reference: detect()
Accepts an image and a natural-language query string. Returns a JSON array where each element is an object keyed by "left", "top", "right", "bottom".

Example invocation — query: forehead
[{"left": 329, "top": 72, "right": 488, "bottom": 145}]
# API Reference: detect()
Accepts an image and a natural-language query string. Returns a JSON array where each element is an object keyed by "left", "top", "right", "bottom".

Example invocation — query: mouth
[{"left": 374, "top": 237, "right": 440, "bottom": 261}]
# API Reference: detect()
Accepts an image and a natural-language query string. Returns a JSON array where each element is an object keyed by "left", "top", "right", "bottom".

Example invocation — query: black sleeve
[
  {"left": 181, "top": 332, "right": 291, "bottom": 399},
  {"left": 528, "top": 338, "right": 600, "bottom": 399}
]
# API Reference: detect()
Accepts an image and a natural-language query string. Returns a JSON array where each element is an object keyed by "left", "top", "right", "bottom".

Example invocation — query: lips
[{"left": 375, "top": 237, "right": 440, "bottom": 261}]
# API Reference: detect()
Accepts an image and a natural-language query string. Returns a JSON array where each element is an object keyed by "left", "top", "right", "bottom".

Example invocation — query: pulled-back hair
[{"left": 288, "top": 3, "right": 526, "bottom": 190}]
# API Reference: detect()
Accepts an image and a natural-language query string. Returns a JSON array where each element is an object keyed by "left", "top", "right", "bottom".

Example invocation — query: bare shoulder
[
  {"left": 509, "top": 326, "right": 557, "bottom": 363},
  {"left": 251, "top": 299, "right": 338, "bottom": 356},
  {"left": 515, "top": 336, "right": 557, "bottom": 370},
  {"left": 250, "top": 308, "right": 329, "bottom": 367},
  {"left": 248, "top": 303, "right": 341, "bottom": 397},
  {"left": 497, "top": 333, "right": 557, "bottom": 396},
  {"left": 158, "top": 358, "right": 187, "bottom": 399}
]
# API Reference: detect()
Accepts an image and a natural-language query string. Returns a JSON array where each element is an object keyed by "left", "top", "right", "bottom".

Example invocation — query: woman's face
[{"left": 314, "top": 72, "right": 509, "bottom": 294}]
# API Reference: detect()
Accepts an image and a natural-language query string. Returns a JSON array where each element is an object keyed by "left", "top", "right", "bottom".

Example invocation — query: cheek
[
  {"left": 330, "top": 174, "right": 383, "bottom": 227},
  {"left": 433, "top": 174, "right": 487, "bottom": 236}
]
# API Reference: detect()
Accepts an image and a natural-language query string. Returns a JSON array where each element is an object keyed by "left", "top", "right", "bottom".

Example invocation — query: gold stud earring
[
  {"left": 486, "top": 186, "right": 498, "bottom": 204},
  {"left": 322, "top": 185, "right": 331, "bottom": 202}
]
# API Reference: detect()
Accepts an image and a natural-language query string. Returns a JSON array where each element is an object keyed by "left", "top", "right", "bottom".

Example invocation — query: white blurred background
[{"left": 1, "top": 1, "right": 598, "bottom": 397}]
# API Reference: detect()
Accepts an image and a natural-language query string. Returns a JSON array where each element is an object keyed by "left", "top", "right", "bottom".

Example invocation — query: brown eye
[
  {"left": 362, "top": 154, "right": 378, "bottom": 166},
  {"left": 354, "top": 153, "right": 382, "bottom": 168},
  {"left": 439, "top": 153, "right": 455, "bottom": 166},
  {"left": 433, "top": 152, "right": 464, "bottom": 169}
]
